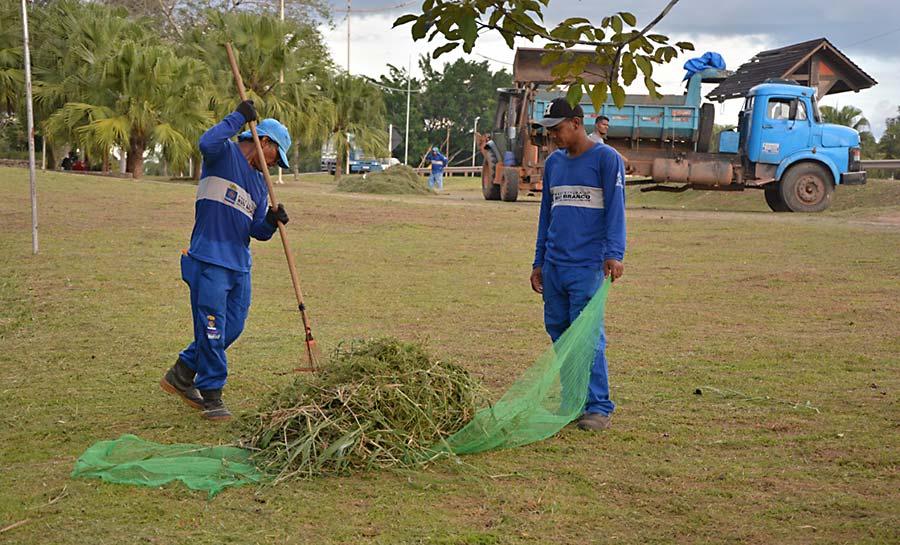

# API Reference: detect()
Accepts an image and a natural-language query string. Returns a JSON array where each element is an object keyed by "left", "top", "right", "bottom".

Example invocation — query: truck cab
[{"left": 734, "top": 82, "right": 865, "bottom": 211}]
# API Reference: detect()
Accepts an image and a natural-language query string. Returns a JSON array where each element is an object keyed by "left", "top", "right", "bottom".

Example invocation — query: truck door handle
[{"left": 762, "top": 124, "right": 773, "bottom": 129}]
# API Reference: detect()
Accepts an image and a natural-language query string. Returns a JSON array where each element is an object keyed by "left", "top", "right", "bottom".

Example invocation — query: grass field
[{"left": 1, "top": 167, "right": 898, "bottom": 544}]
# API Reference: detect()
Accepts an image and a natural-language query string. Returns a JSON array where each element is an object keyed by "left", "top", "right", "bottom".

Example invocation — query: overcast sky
[{"left": 319, "top": 0, "right": 900, "bottom": 137}]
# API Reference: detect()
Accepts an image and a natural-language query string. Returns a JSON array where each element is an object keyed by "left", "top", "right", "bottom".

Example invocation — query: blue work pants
[
  {"left": 178, "top": 254, "right": 251, "bottom": 390},
  {"left": 542, "top": 262, "right": 615, "bottom": 416},
  {"left": 428, "top": 170, "right": 444, "bottom": 190}
]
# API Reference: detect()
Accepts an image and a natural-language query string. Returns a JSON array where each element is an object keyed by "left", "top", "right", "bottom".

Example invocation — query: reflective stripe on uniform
[
  {"left": 196, "top": 176, "right": 257, "bottom": 219},
  {"left": 550, "top": 185, "right": 604, "bottom": 210}
]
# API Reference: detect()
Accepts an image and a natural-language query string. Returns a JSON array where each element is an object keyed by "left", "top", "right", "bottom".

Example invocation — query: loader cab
[{"left": 487, "top": 88, "right": 525, "bottom": 165}]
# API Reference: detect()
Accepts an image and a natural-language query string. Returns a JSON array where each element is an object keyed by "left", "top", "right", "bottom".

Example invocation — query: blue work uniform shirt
[
  {"left": 187, "top": 112, "right": 277, "bottom": 273},
  {"left": 427, "top": 152, "right": 448, "bottom": 173},
  {"left": 533, "top": 143, "right": 626, "bottom": 268}
]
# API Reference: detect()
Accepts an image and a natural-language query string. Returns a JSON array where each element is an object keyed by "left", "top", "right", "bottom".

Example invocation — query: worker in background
[
  {"left": 530, "top": 98, "right": 626, "bottom": 432},
  {"left": 425, "top": 146, "right": 448, "bottom": 190},
  {"left": 590, "top": 115, "right": 609, "bottom": 143},
  {"left": 160, "top": 99, "right": 291, "bottom": 422}
]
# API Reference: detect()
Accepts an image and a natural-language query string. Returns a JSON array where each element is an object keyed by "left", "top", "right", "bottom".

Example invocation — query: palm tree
[
  {"left": 326, "top": 74, "right": 388, "bottom": 182},
  {"left": 820, "top": 105, "right": 870, "bottom": 132},
  {"left": 35, "top": 2, "right": 212, "bottom": 178},
  {"left": 0, "top": 1, "right": 23, "bottom": 115},
  {"left": 182, "top": 11, "right": 334, "bottom": 178}
]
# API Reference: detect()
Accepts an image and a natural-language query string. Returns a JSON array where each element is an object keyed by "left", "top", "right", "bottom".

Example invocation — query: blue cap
[
  {"left": 432, "top": 147, "right": 439, "bottom": 152},
  {"left": 239, "top": 118, "right": 292, "bottom": 169}
]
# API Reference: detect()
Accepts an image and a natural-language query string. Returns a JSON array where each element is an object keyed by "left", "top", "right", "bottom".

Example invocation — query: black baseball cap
[{"left": 532, "top": 98, "right": 584, "bottom": 128}]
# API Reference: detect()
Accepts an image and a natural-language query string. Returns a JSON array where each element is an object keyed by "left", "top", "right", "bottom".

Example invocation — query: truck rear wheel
[
  {"left": 779, "top": 163, "right": 834, "bottom": 213},
  {"left": 482, "top": 156, "right": 500, "bottom": 200},
  {"left": 501, "top": 169, "right": 519, "bottom": 202},
  {"left": 764, "top": 183, "right": 790, "bottom": 212}
]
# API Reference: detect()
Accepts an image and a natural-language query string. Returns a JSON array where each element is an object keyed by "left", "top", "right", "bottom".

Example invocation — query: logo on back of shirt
[
  {"left": 196, "top": 177, "right": 258, "bottom": 219},
  {"left": 616, "top": 171, "right": 624, "bottom": 188},
  {"left": 224, "top": 186, "right": 238, "bottom": 204}
]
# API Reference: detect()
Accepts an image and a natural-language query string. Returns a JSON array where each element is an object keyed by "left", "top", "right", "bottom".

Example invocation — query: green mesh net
[
  {"left": 71, "top": 278, "right": 610, "bottom": 494},
  {"left": 71, "top": 434, "right": 262, "bottom": 498},
  {"left": 434, "top": 276, "right": 610, "bottom": 455}
]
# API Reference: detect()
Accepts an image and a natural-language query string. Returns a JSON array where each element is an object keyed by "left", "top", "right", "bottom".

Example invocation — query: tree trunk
[
  {"left": 46, "top": 145, "right": 56, "bottom": 171},
  {"left": 102, "top": 148, "right": 110, "bottom": 173},
  {"left": 127, "top": 130, "right": 145, "bottom": 179},
  {"left": 334, "top": 152, "right": 343, "bottom": 183},
  {"left": 193, "top": 153, "right": 201, "bottom": 180},
  {"left": 293, "top": 147, "right": 299, "bottom": 181}
]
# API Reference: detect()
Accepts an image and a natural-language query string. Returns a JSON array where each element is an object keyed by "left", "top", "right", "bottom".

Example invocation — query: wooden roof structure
[{"left": 706, "top": 38, "right": 877, "bottom": 101}]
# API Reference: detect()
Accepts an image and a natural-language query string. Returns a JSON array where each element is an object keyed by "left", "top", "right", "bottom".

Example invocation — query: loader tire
[
  {"left": 482, "top": 156, "right": 500, "bottom": 200},
  {"left": 501, "top": 169, "right": 519, "bottom": 202}
]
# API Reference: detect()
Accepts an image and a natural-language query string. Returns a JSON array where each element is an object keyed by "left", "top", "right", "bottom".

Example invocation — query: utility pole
[
  {"left": 22, "top": 0, "right": 38, "bottom": 254},
  {"left": 347, "top": 0, "right": 351, "bottom": 72},
  {"left": 404, "top": 55, "right": 411, "bottom": 165},
  {"left": 277, "top": 0, "right": 285, "bottom": 184},
  {"left": 471, "top": 116, "right": 481, "bottom": 176}
]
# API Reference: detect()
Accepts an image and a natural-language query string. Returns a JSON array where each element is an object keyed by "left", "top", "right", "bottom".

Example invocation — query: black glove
[
  {"left": 266, "top": 203, "right": 289, "bottom": 227},
  {"left": 236, "top": 100, "right": 257, "bottom": 123}
]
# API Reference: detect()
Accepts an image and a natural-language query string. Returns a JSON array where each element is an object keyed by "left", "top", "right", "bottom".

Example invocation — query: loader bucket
[{"left": 513, "top": 47, "right": 610, "bottom": 86}]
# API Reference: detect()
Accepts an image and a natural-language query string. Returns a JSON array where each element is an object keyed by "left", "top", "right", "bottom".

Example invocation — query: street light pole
[
  {"left": 22, "top": 0, "right": 38, "bottom": 254},
  {"left": 471, "top": 116, "right": 481, "bottom": 176},
  {"left": 404, "top": 55, "right": 411, "bottom": 165},
  {"left": 347, "top": 0, "right": 351, "bottom": 72},
  {"left": 277, "top": 0, "right": 285, "bottom": 184}
]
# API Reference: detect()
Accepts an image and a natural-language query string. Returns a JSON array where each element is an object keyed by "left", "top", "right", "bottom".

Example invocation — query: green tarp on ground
[
  {"left": 71, "top": 434, "right": 262, "bottom": 498},
  {"left": 72, "top": 278, "right": 610, "bottom": 495},
  {"left": 435, "top": 276, "right": 610, "bottom": 454}
]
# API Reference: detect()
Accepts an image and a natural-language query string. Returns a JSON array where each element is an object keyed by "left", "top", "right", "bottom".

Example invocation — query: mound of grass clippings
[
  {"left": 241, "top": 338, "right": 483, "bottom": 482},
  {"left": 335, "top": 165, "right": 433, "bottom": 195}
]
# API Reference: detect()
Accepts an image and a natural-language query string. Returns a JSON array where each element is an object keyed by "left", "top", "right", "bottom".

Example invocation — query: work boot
[
  {"left": 577, "top": 412, "right": 611, "bottom": 431},
  {"left": 199, "top": 389, "right": 233, "bottom": 422},
  {"left": 160, "top": 358, "right": 203, "bottom": 410}
]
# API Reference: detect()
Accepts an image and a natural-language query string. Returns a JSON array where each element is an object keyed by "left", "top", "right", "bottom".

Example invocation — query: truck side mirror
[{"left": 789, "top": 99, "right": 799, "bottom": 121}]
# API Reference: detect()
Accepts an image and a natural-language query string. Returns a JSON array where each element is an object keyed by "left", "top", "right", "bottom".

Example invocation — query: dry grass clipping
[
  {"left": 240, "top": 338, "right": 482, "bottom": 482},
  {"left": 335, "top": 165, "right": 433, "bottom": 195}
]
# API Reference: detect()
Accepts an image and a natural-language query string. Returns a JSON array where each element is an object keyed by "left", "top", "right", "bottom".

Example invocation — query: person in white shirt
[{"left": 590, "top": 115, "right": 609, "bottom": 144}]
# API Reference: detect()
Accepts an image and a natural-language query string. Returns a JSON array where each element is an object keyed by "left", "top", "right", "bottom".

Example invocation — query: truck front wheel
[
  {"left": 779, "top": 163, "right": 834, "bottom": 213},
  {"left": 764, "top": 183, "right": 790, "bottom": 212},
  {"left": 482, "top": 156, "right": 500, "bottom": 200}
]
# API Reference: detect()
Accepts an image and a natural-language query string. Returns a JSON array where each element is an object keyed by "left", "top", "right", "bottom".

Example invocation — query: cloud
[{"left": 321, "top": 2, "right": 898, "bottom": 137}]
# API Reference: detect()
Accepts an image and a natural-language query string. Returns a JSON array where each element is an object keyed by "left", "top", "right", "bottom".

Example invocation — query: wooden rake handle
[{"left": 224, "top": 42, "right": 318, "bottom": 368}]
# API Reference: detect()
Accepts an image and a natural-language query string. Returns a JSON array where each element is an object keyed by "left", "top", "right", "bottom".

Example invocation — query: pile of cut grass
[
  {"left": 241, "top": 338, "right": 482, "bottom": 482},
  {"left": 335, "top": 164, "right": 433, "bottom": 195}
]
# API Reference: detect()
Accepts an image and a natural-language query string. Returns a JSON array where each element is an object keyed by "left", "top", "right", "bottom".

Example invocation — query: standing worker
[
  {"left": 590, "top": 115, "right": 609, "bottom": 143},
  {"left": 530, "top": 98, "right": 626, "bottom": 431},
  {"left": 425, "top": 146, "right": 448, "bottom": 190},
  {"left": 160, "top": 100, "right": 291, "bottom": 422}
]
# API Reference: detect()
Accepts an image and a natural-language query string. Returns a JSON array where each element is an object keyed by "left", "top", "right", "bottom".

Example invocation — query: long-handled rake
[{"left": 224, "top": 42, "right": 319, "bottom": 372}]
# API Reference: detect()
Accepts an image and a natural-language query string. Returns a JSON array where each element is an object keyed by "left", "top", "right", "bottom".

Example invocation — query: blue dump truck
[{"left": 481, "top": 49, "right": 866, "bottom": 211}]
